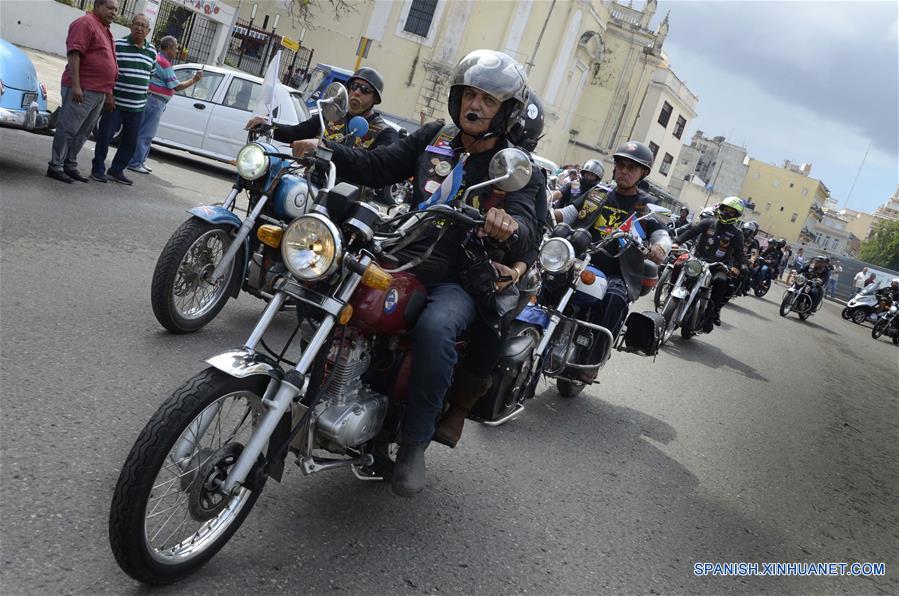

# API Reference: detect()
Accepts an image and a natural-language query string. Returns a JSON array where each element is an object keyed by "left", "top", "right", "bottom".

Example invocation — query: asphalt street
[{"left": 1, "top": 127, "right": 897, "bottom": 595}]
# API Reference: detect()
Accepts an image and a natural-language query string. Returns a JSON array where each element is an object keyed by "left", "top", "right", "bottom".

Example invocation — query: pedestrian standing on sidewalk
[
  {"left": 126, "top": 36, "right": 202, "bottom": 174},
  {"left": 853, "top": 267, "right": 869, "bottom": 296},
  {"left": 827, "top": 258, "right": 842, "bottom": 298},
  {"left": 90, "top": 14, "right": 156, "bottom": 185},
  {"left": 47, "top": 0, "right": 119, "bottom": 184}
]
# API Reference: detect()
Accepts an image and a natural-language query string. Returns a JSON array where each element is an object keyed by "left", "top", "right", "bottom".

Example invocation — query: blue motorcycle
[{"left": 150, "top": 83, "right": 369, "bottom": 333}]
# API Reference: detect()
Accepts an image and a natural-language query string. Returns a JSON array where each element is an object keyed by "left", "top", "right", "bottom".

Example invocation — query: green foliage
[{"left": 859, "top": 219, "right": 899, "bottom": 270}]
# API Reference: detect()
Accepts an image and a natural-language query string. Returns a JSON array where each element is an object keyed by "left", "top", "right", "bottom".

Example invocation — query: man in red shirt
[{"left": 47, "top": 0, "right": 119, "bottom": 183}]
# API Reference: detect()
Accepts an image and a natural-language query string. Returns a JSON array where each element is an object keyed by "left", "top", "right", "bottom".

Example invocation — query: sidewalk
[{"left": 21, "top": 46, "right": 67, "bottom": 111}]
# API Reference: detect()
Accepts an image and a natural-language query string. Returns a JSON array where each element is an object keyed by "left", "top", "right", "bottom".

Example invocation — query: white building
[
  {"left": 812, "top": 211, "right": 852, "bottom": 255},
  {"left": 872, "top": 184, "right": 899, "bottom": 222},
  {"left": 631, "top": 67, "right": 698, "bottom": 188}
]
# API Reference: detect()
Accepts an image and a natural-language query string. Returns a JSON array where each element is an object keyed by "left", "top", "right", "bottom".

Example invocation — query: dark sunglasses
[{"left": 348, "top": 81, "right": 375, "bottom": 95}]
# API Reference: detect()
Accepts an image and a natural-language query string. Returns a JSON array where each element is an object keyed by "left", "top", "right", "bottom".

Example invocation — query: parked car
[
  {"left": 0, "top": 39, "right": 54, "bottom": 133},
  {"left": 152, "top": 63, "right": 309, "bottom": 163},
  {"left": 296, "top": 62, "right": 353, "bottom": 108}
]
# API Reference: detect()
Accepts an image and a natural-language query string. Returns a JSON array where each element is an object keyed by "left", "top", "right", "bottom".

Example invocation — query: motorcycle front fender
[
  {"left": 188, "top": 204, "right": 243, "bottom": 228},
  {"left": 206, "top": 349, "right": 283, "bottom": 379},
  {"left": 672, "top": 287, "right": 689, "bottom": 299}
]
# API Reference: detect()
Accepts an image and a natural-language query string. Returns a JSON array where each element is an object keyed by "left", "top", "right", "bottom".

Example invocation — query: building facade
[
  {"left": 838, "top": 207, "right": 878, "bottom": 242},
  {"left": 811, "top": 211, "right": 852, "bottom": 256},
  {"left": 740, "top": 158, "right": 829, "bottom": 242},
  {"left": 872, "top": 184, "right": 899, "bottom": 222}
]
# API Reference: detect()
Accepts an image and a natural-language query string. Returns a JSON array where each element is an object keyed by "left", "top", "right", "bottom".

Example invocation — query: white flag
[{"left": 253, "top": 49, "right": 281, "bottom": 123}]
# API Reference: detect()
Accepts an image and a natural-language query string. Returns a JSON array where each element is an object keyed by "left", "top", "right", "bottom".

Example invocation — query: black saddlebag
[
  {"left": 620, "top": 310, "right": 665, "bottom": 356},
  {"left": 469, "top": 334, "right": 535, "bottom": 423}
]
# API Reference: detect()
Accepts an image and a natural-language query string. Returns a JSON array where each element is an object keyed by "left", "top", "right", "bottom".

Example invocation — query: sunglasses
[{"left": 348, "top": 81, "right": 375, "bottom": 95}]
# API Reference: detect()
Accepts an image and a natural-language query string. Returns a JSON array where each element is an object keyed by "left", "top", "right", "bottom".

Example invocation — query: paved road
[{"left": 1, "top": 127, "right": 897, "bottom": 595}]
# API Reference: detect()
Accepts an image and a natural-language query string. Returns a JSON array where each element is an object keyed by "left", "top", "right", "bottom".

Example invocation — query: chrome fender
[{"left": 206, "top": 349, "right": 282, "bottom": 379}]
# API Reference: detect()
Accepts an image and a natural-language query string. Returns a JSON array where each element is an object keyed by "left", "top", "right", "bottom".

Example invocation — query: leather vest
[{"left": 323, "top": 112, "right": 387, "bottom": 149}]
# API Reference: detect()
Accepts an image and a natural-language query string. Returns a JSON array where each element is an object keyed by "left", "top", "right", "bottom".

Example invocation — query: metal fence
[
  {"left": 151, "top": 0, "right": 218, "bottom": 65},
  {"left": 223, "top": 19, "right": 314, "bottom": 85},
  {"left": 76, "top": 0, "right": 139, "bottom": 21}
]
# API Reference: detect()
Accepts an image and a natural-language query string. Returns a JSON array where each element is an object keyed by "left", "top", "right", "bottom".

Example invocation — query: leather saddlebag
[{"left": 621, "top": 310, "right": 665, "bottom": 356}]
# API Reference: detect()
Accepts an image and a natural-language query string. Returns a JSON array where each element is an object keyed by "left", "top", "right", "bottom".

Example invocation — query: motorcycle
[
  {"left": 842, "top": 283, "right": 885, "bottom": 325},
  {"left": 109, "top": 147, "right": 538, "bottom": 584},
  {"left": 471, "top": 218, "right": 662, "bottom": 410},
  {"left": 663, "top": 257, "right": 732, "bottom": 341},
  {"left": 149, "top": 83, "right": 369, "bottom": 334},
  {"left": 748, "top": 255, "right": 775, "bottom": 297},
  {"left": 654, "top": 247, "right": 689, "bottom": 311},
  {"left": 871, "top": 303, "right": 899, "bottom": 344},
  {"left": 778, "top": 273, "right": 823, "bottom": 320}
]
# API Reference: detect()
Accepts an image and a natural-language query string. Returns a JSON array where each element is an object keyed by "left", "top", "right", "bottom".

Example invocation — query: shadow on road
[
  {"left": 781, "top": 315, "right": 840, "bottom": 336},
  {"left": 148, "top": 146, "right": 236, "bottom": 181},
  {"left": 725, "top": 300, "right": 771, "bottom": 321},
  {"left": 662, "top": 336, "right": 769, "bottom": 382}
]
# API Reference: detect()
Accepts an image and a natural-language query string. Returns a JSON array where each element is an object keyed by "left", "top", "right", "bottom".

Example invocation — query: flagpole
[{"left": 841, "top": 142, "right": 870, "bottom": 210}]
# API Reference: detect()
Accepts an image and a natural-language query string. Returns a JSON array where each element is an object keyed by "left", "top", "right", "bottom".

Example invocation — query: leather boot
[
  {"left": 433, "top": 369, "right": 492, "bottom": 448},
  {"left": 391, "top": 441, "right": 429, "bottom": 497}
]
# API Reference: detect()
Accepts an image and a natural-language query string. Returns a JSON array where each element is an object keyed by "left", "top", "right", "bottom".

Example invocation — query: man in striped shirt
[{"left": 90, "top": 14, "right": 156, "bottom": 185}]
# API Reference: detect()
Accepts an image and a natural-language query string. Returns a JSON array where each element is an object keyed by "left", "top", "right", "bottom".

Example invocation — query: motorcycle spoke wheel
[
  {"left": 109, "top": 369, "right": 269, "bottom": 584},
  {"left": 151, "top": 220, "right": 238, "bottom": 334}
]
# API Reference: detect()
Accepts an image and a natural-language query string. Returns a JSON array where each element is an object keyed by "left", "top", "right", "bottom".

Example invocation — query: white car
[{"left": 154, "top": 63, "right": 309, "bottom": 162}]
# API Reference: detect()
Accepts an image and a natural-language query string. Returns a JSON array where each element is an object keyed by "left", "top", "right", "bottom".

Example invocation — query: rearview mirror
[
  {"left": 488, "top": 148, "right": 533, "bottom": 192},
  {"left": 319, "top": 82, "right": 348, "bottom": 123}
]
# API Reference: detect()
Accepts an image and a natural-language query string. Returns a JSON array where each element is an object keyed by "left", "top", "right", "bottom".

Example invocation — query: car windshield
[
  {"left": 289, "top": 92, "right": 310, "bottom": 121},
  {"left": 861, "top": 282, "right": 880, "bottom": 294},
  {"left": 301, "top": 69, "right": 327, "bottom": 100}
]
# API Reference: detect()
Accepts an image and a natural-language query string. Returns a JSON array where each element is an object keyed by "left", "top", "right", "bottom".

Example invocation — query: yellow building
[
  {"left": 740, "top": 158, "right": 829, "bottom": 243},
  {"left": 223, "top": 0, "right": 683, "bottom": 166},
  {"left": 838, "top": 207, "right": 878, "bottom": 242}
]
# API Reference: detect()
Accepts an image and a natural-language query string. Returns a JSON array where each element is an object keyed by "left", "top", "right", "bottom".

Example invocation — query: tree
[
  {"left": 287, "top": 0, "right": 356, "bottom": 30},
  {"left": 859, "top": 219, "right": 899, "bottom": 270}
]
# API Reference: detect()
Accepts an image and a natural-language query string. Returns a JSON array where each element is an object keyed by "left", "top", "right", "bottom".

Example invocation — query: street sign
[{"left": 281, "top": 36, "right": 300, "bottom": 52}]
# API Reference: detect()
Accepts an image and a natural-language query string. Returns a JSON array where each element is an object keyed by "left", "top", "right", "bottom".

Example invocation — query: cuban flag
[
  {"left": 418, "top": 154, "right": 467, "bottom": 210},
  {"left": 617, "top": 213, "right": 646, "bottom": 246}
]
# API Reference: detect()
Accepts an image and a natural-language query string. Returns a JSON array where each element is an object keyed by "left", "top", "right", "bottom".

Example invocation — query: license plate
[
  {"left": 21, "top": 92, "right": 38, "bottom": 107},
  {"left": 575, "top": 334, "right": 592, "bottom": 347}
]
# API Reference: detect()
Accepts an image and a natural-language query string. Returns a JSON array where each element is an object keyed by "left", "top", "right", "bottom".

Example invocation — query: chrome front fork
[
  {"left": 210, "top": 192, "right": 269, "bottom": 283},
  {"left": 221, "top": 269, "right": 364, "bottom": 494}
]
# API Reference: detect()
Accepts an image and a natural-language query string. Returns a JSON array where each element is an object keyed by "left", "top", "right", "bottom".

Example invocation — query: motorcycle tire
[
  {"left": 557, "top": 379, "right": 585, "bottom": 398},
  {"left": 841, "top": 307, "right": 851, "bottom": 320},
  {"left": 753, "top": 281, "right": 770, "bottom": 298},
  {"left": 850, "top": 309, "right": 867, "bottom": 325},
  {"left": 872, "top": 318, "right": 889, "bottom": 339},
  {"left": 799, "top": 311, "right": 811, "bottom": 321},
  {"left": 109, "top": 368, "right": 269, "bottom": 585},
  {"left": 653, "top": 268, "right": 672, "bottom": 311},
  {"left": 779, "top": 294, "right": 793, "bottom": 317},
  {"left": 151, "top": 219, "right": 241, "bottom": 334}
]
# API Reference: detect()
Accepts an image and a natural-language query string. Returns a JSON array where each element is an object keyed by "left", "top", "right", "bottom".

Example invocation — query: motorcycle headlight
[
  {"left": 795, "top": 274, "right": 807, "bottom": 286},
  {"left": 890, "top": 305, "right": 897, "bottom": 314},
  {"left": 236, "top": 143, "right": 269, "bottom": 181},
  {"left": 538, "top": 238, "right": 575, "bottom": 273},
  {"left": 281, "top": 214, "right": 343, "bottom": 281},
  {"left": 684, "top": 258, "right": 703, "bottom": 278}
]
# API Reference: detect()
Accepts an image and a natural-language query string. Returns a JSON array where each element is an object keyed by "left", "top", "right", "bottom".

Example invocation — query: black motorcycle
[
  {"left": 871, "top": 303, "right": 899, "bottom": 344},
  {"left": 779, "top": 274, "right": 823, "bottom": 320}
]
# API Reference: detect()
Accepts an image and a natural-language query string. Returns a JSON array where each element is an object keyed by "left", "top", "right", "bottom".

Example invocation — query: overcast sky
[{"left": 654, "top": 0, "right": 898, "bottom": 213}]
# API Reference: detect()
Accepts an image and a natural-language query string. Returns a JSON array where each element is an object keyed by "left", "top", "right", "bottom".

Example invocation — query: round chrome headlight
[
  {"left": 281, "top": 214, "right": 343, "bottom": 281},
  {"left": 795, "top": 274, "right": 807, "bottom": 286},
  {"left": 236, "top": 143, "right": 269, "bottom": 181},
  {"left": 538, "top": 238, "right": 575, "bottom": 273},
  {"left": 890, "top": 305, "right": 898, "bottom": 314},
  {"left": 684, "top": 258, "right": 703, "bottom": 278}
]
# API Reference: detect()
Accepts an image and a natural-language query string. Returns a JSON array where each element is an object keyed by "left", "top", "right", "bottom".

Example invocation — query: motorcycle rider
[
  {"left": 293, "top": 50, "right": 542, "bottom": 497},
  {"left": 795, "top": 256, "right": 830, "bottom": 310},
  {"left": 551, "top": 141, "right": 671, "bottom": 381},
  {"left": 739, "top": 221, "right": 760, "bottom": 295},
  {"left": 671, "top": 206, "right": 691, "bottom": 229},
  {"left": 875, "top": 278, "right": 899, "bottom": 305},
  {"left": 752, "top": 237, "right": 783, "bottom": 289},
  {"left": 673, "top": 196, "right": 746, "bottom": 330},
  {"left": 551, "top": 159, "right": 605, "bottom": 208},
  {"left": 245, "top": 67, "right": 398, "bottom": 200},
  {"left": 505, "top": 90, "right": 551, "bottom": 233}
]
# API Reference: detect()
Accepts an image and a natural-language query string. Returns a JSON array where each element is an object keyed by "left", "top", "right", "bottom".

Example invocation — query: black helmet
[
  {"left": 508, "top": 89, "right": 544, "bottom": 151},
  {"left": 613, "top": 140, "right": 654, "bottom": 170},
  {"left": 580, "top": 159, "right": 605, "bottom": 180},
  {"left": 348, "top": 67, "right": 384, "bottom": 104},
  {"left": 741, "top": 220, "right": 759, "bottom": 237},
  {"left": 448, "top": 49, "right": 529, "bottom": 137}
]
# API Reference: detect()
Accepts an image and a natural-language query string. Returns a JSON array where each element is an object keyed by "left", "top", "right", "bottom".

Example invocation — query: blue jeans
[
  {"left": 404, "top": 283, "right": 476, "bottom": 444},
  {"left": 128, "top": 94, "right": 167, "bottom": 168},
  {"left": 92, "top": 108, "right": 143, "bottom": 176},
  {"left": 827, "top": 278, "right": 838, "bottom": 298},
  {"left": 751, "top": 263, "right": 771, "bottom": 286}
]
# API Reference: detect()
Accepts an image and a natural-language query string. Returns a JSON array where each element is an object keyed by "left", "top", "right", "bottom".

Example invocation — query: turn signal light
[
  {"left": 338, "top": 304, "right": 354, "bottom": 325},
  {"left": 256, "top": 224, "right": 283, "bottom": 248},
  {"left": 361, "top": 263, "right": 392, "bottom": 290},
  {"left": 580, "top": 270, "right": 596, "bottom": 285}
]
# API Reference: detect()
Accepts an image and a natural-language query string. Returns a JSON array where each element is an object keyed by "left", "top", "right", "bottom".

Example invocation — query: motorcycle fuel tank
[{"left": 350, "top": 272, "right": 427, "bottom": 335}]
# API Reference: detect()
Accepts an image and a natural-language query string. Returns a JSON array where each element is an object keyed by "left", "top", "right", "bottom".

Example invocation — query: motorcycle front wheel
[
  {"left": 680, "top": 303, "right": 697, "bottom": 339},
  {"left": 754, "top": 280, "right": 770, "bottom": 298},
  {"left": 779, "top": 293, "right": 794, "bottom": 317},
  {"left": 109, "top": 369, "right": 270, "bottom": 584},
  {"left": 872, "top": 318, "right": 889, "bottom": 339},
  {"left": 151, "top": 219, "right": 240, "bottom": 334},
  {"left": 653, "top": 268, "right": 672, "bottom": 311},
  {"left": 660, "top": 297, "right": 682, "bottom": 344},
  {"left": 841, "top": 307, "right": 851, "bottom": 320}
]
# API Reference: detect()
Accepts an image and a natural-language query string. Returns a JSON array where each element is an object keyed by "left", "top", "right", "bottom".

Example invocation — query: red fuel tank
[{"left": 350, "top": 272, "right": 428, "bottom": 335}]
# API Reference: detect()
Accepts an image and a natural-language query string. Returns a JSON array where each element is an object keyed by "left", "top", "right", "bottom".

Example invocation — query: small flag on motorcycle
[
  {"left": 617, "top": 214, "right": 646, "bottom": 246},
  {"left": 253, "top": 49, "right": 282, "bottom": 124}
]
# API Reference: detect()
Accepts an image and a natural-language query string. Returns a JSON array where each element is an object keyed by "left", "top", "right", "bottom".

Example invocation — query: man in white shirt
[{"left": 852, "top": 266, "right": 869, "bottom": 295}]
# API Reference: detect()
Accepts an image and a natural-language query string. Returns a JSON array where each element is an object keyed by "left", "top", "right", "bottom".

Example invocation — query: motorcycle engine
[{"left": 314, "top": 334, "right": 387, "bottom": 452}]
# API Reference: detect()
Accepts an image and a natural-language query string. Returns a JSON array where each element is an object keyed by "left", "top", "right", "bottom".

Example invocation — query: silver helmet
[{"left": 448, "top": 49, "right": 529, "bottom": 135}]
